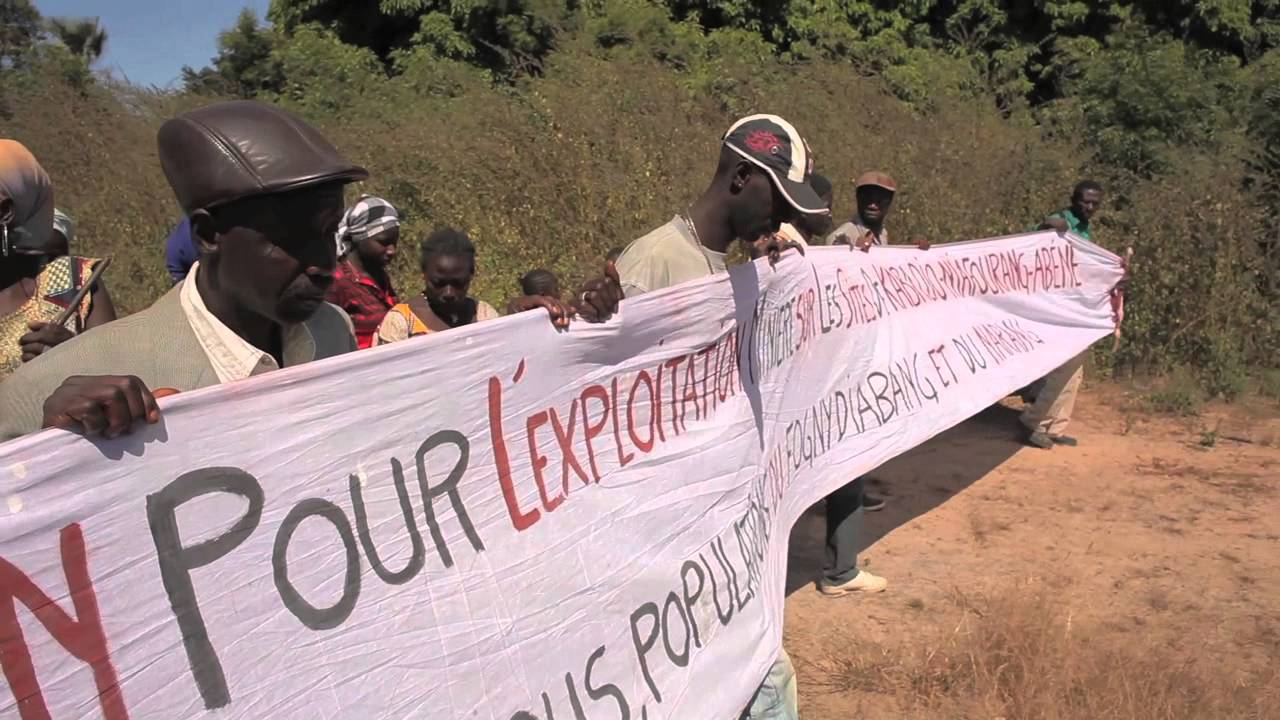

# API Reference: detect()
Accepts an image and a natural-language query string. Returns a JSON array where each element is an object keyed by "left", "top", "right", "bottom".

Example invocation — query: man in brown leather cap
[
  {"left": 826, "top": 170, "right": 932, "bottom": 251},
  {"left": 0, "top": 100, "right": 367, "bottom": 440}
]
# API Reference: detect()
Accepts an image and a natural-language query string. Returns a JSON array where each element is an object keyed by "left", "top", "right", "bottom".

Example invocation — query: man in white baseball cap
[
  {"left": 613, "top": 114, "right": 828, "bottom": 298},
  {"left": 611, "top": 114, "right": 827, "bottom": 720}
]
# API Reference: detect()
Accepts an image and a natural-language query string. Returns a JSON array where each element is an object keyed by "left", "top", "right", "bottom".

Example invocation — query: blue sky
[{"left": 35, "top": 0, "right": 272, "bottom": 88}]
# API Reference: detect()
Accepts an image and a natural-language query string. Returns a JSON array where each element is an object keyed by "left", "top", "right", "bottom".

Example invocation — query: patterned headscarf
[
  {"left": 335, "top": 195, "right": 399, "bottom": 257},
  {"left": 52, "top": 208, "right": 75, "bottom": 244},
  {"left": 0, "top": 139, "right": 54, "bottom": 257}
]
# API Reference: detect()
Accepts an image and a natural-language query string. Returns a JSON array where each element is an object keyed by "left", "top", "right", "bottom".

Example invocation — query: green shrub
[{"left": 2, "top": 36, "right": 1274, "bottom": 399}]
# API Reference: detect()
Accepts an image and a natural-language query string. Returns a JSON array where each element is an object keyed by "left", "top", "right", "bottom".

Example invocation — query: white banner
[{"left": 0, "top": 232, "right": 1121, "bottom": 720}]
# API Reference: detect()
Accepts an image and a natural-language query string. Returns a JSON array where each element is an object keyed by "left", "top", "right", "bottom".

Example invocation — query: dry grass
[
  {"left": 968, "top": 512, "right": 1012, "bottom": 545},
  {"left": 804, "top": 585, "right": 1280, "bottom": 719}
]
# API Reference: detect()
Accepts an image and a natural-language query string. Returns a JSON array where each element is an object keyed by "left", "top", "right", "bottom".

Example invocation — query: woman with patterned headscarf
[
  {"left": 0, "top": 139, "right": 116, "bottom": 379},
  {"left": 325, "top": 194, "right": 400, "bottom": 349},
  {"left": 48, "top": 208, "right": 74, "bottom": 259}
]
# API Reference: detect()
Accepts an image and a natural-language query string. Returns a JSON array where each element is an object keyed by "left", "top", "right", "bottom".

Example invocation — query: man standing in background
[
  {"left": 1040, "top": 180, "right": 1103, "bottom": 241},
  {"left": 1023, "top": 180, "right": 1105, "bottom": 449},
  {"left": 614, "top": 113, "right": 828, "bottom": 720},
  {"left": 829, "top": 171, "right": 896, "bottom": 248}
]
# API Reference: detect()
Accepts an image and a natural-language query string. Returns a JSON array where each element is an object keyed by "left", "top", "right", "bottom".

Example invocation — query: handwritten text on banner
[{"left": 0, "top": 232, "right": 1121, "bottom": 719}]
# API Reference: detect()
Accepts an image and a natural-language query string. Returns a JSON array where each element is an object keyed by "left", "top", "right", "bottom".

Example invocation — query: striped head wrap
[{"left": 336, "top": 194, "right": 399, "bottom": 257}]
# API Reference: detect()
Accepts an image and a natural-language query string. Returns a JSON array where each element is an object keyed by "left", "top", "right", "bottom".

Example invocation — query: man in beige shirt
[
  {"left": 614, "top": 115, "right": 828, "bottom": 720},
  {"left": 616, "top": 115, "right": 829, "bottom": 297},
  {"left": 0, "top": 100, "right": 367, "bottom": 440},
  {"left": 826, "top": 170, "right": 895, "bottom": 248}
]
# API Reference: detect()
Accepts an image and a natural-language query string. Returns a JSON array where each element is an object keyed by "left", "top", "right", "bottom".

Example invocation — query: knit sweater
[{"left": 0, "top": 284, "right": 356, "bottom": 441}]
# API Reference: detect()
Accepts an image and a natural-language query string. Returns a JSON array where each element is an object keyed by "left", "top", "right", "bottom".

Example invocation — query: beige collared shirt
[
  {"left": 824, "top": 218, "right": 888, "bottom": 247},
  {"left": 180, "top": 262, "right": 325, "bottom": 384},
  {"left": 616, "top": 215, "right": 728, "bottom": 296}
]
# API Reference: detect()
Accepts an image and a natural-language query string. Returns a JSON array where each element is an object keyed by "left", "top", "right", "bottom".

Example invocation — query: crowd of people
[{"left": 0, "top": 99, "right": 1113, "bottom": 719}]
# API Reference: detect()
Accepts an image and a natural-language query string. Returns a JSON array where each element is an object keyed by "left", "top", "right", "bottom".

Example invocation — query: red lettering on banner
[
  {"left": 525, "top": 411, "right": 564, "bottom": 512},
  {"left": 610, "top": 378, "right": 635, "bottom": 468},
  {"left": 627, "top": 371, "right": 657, "bottom": 453},
  {"left": 664, "top": 358, "right": 686, "bottom": 435},
  {"left": 697, "top": 346, "right": 716, "bottom": 418},
  {"left": 680, "top": 356, "right": 700, "bottom": 424},
  {"left": 653, "top": 360, "right": 667, "bottom": 444},
  {"left": 488, "top": 371, "right": 541, "bottom": 532},
  {"left": 0, "top": 523, "right": 129, "bottom": 720},
  {"left": 581, "top": 385, "right": 611, "bottom": 483},
  {"left": 549, "top": 399, "right": 591, "bottom": 494}
]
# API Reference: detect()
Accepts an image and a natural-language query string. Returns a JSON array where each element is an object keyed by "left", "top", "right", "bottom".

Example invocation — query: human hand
[
  {"left": 853, "top": 231, "right": 876, "bottom": 253},
  {"left": 19, "top": 320, "right": 75, "bottom": 362},
  {"left": 41, "top": 375, "right": 161, "bottom": 438},
  {"left": 912, "top": 237, "right": 931, "bottom": 251},
  {"left": 750, "top": 234, "right": 805, "bottom": 266},
  {"left": 574, "top": 261, "right": 624, "bottom": 323},
  {"left": 508, "top": 294, "right": 571, "bottom": 330},
  {"left": 1043, "top": 217, "right": 1070, "bottom": 234},
  {"left": 1110, "top": 247, "right": 1133, "bottom": 345}
]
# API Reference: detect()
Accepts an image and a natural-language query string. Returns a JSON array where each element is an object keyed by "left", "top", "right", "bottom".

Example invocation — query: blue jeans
[{"left": 741, "top": 649, "right": 799, "bottom": 719}]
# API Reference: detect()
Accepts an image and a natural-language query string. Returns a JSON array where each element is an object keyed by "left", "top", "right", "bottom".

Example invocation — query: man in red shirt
[{"left": 327, "top": 194, "right": 400, "bottom": 348}]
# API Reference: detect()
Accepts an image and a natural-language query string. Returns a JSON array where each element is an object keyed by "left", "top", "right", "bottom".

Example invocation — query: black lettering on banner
[
  {"left": 585, "top": 645, "right": 631, "bottom": 720},
  {"left": 914, "top": 353, "right": 940, "bottom": 403},
  {"left": 733, "top": 519, "right": 757, "bottom": 593},
  {"left": 952, "top": 335, "right": 987, "bottom": 374},
  {"left": 349, "top": 459, "right": 426, "bottom": 585},
  {"left": 716, "top": 535, "right": 753, "bottom": 612},
  {"left": 660, "top": 592, "right": 691, "bottom": 668},
  {"left": 413, "top": 430, "right": 484, "bottom": 568},
  {"left": 273, "top": 498, "right": 361, "bottom": 630},
  {"left": 565, "top": 669, "right": 589, "bottom": 720},
  {"left": 856, "top": 384, "right": 882, "bottom": 430},
  {"left": 834, "top": 390, "right": 850, "bottom": 438},
  {"left": 866, "top": 371, "right": 897, "bottom": 422},
  {"left": 147, "top": 467, "right": 264, "bottom": 710},
  {"left": 679, "top": 560, "right": 705, "bottom": 648},
  {"left": 629, "top": 602, "right": 663, "bottom": 703},
  {"left": 700, "top": 552, "right": 734, "bottom": 626}
]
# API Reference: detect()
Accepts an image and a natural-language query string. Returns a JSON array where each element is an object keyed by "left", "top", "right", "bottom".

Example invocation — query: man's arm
[{"left": 1038, "top": 212, "right": 1070, "bottom": 233}]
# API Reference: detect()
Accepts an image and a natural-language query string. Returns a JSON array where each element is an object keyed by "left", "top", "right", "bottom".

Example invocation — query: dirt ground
[{"left": 782, "top": 386, "right": 1280, "bottom": 719}]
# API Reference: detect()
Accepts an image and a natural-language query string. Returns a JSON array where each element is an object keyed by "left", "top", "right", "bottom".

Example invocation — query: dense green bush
[{"left": 1, "top": 0, "right": 1276, "bottom": 395}]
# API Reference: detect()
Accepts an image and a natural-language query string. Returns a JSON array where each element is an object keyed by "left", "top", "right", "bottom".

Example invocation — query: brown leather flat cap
[
  {"left": 158, "top": 100, "right": 368, "bottom": 213},
  {"left": 854, "top": 171, "right": 897, "bottom": 192}
]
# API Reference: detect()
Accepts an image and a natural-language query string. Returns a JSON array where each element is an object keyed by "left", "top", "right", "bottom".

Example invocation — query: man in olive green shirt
[{"left": 1023, "top": 180, "right": 1105, "bottom": 449}]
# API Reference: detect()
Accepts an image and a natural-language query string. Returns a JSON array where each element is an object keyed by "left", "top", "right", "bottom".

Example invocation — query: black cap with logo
[{"left": 722, "top": 114, "right": 826, "bottom": 215}]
